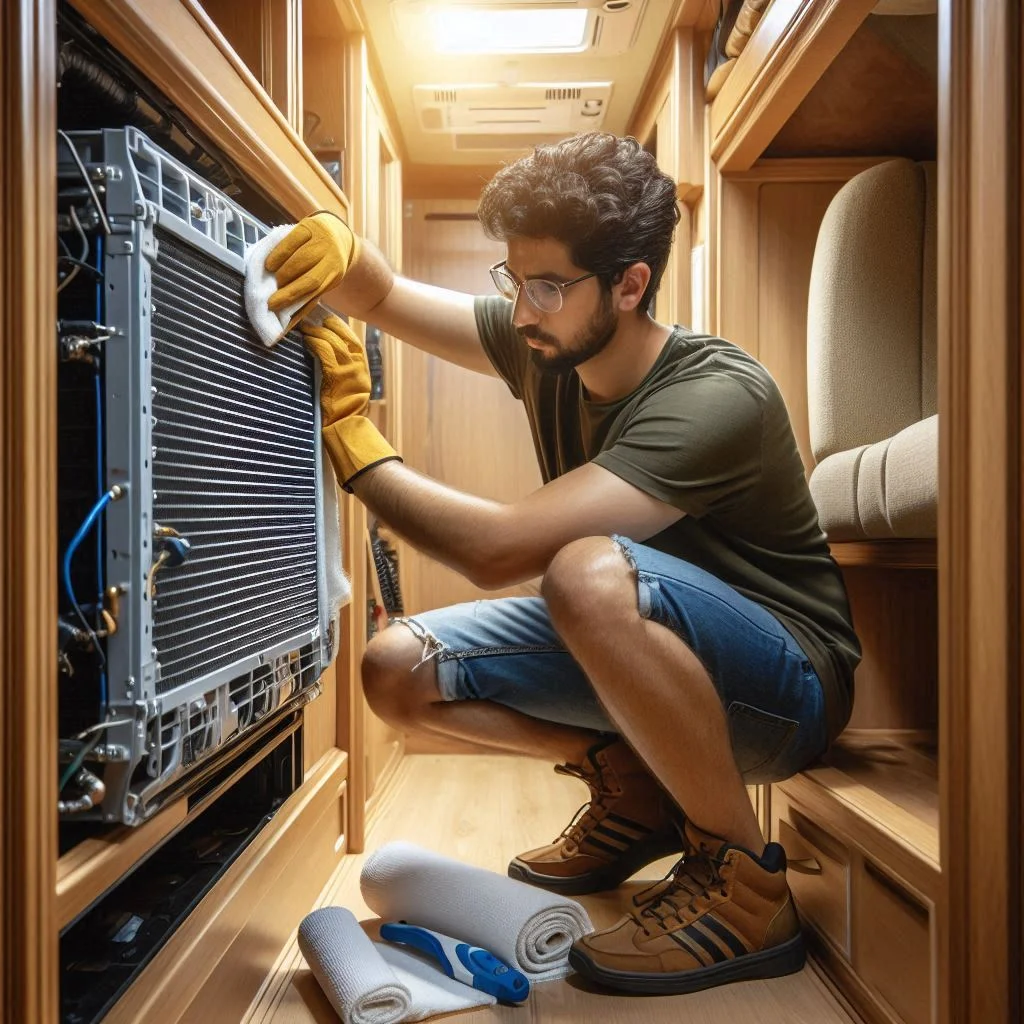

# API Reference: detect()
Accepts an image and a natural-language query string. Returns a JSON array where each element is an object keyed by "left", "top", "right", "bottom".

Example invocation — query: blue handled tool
[{"left": 379, "top": 921, "right": 530, "bottom": 1003}]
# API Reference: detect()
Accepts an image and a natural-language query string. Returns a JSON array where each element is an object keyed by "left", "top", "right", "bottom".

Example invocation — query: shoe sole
[
  {"left": 568, "top": 932, "right": 806, "bottom": 994},
  {"left": 507, "top": 833, "right": 684, "bottom": 896}
]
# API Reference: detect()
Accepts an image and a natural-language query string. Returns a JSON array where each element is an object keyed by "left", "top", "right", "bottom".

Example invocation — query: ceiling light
[{"left": 430, "top": 8, "right": 590, "bottom": 54}]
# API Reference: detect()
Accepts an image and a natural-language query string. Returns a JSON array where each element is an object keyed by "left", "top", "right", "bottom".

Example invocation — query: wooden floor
[{"left": 245, "top": 755, "right": 860, "bottom": 1024}]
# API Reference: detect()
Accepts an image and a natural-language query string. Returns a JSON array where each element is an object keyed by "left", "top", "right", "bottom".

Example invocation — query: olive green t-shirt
[{"left": 475, "top": 295, "right": 861, "bottom": 744}]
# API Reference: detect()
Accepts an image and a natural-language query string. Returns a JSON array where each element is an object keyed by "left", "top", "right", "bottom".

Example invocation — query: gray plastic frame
[{"left": 62, "top": 127, "right": 330, "bottom": 824}]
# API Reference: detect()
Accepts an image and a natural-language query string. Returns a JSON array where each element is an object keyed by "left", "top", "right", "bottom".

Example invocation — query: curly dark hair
[{"left": 477, "top": 132, "right": 680, "bottom": 315}]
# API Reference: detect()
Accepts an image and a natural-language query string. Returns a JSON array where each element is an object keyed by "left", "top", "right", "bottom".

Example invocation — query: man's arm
[
  {"left": 267, "top": 215, "right": 497, "bottom": 377},
  {"left": 325, "top": 268, "right": 497, "bottom": 378},
  {"left": 349, "top": 459, "right": 685, "bottom": 590}
]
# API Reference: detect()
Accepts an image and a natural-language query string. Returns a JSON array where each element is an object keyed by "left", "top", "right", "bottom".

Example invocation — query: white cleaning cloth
[
  {"left": 244, "top": 224, "right": 307, "bottom": 348},
  {"left": 298, "top": 906, "right": 495, "bottom": 1024},
  {"left": 360, "top": 841, "right": 595, "bottom": 983},
  {"left": 298, "top": 907, "right": 411, "bottom": 1024},
  {"left": 242, "top": 225, "right": 351, "bottom": 650}
]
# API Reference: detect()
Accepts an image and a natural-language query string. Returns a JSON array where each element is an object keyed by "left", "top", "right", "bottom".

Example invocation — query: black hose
[{"left": 58, "top": 44, "right": 136, "bottom": 116}]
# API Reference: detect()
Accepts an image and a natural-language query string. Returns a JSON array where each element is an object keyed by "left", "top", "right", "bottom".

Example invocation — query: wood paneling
[
  {"left": 399, "top": 199, "right": 542, "bottom": 617},
  {"left": 765, "top": 15, "right": 937, "bottom": 162},
  {"left": 843, "top": 568, "right": 938, "bottom": 732},
  {"left": 756, "top": 180, "right": 840, "bottom": 472},
  {"left": 938, "top": 2, "right": 1023, "bottom": 1021},
  {"left": 710, "top": 0, "right": 878, "bottom": 172},
  {"left": 1, "top": 2, "right": 59, "bottom": 1020},
  {"left": 403, "top": 164, "right": 500, "bottom": 202}
]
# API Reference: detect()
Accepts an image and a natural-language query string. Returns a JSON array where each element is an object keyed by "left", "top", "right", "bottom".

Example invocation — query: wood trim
[
  {"left": 673, "top": 0, "right": 719, "bottom": 32},
  {"left": 830, "top": 541, "right": 938, "bottom": 570},
  {"left": 67, "top": 0, "right": 351, "bottom": 219},
  {"left": 676, "top": 27, "right": 706, "bottom": 203},
  {"left": 709, "top": 0, "right": 877, "bottom": 172},
  {"left": 724, "top": 156, "right": 888, "bottom": 183},
  {"left": 105, "top": 750, "right": 348, "bottom": 1023},
  {"left": 2, "top": 2, "right": 59, "bottom": 1019},
  {"left": 939, "top": 2, "right": 1023, "bottom": 1022}
]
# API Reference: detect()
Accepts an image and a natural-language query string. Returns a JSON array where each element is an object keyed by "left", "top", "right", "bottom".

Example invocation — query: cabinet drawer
[
  {"left": 777, "top": 810, "right": 851, "bottom": 957},
  {"left": 854, "top": 860, "right": 932, "bottom": 1024}
]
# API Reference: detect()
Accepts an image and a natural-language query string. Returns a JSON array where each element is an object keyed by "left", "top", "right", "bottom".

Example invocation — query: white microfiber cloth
[
  {"left": 297, "top": 906, "right": 495, "bottom": 1024},
  {"left": 244, "top": 223, "right": 307, "bottom": 348},
  {"left": 243, "top": 226, "right": 351, "bottom": 645},
  {"left": 360, "top": 841, "right": 595, "bottom": 983}
]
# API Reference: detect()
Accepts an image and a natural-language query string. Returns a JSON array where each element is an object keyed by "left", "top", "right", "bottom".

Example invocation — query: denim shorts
[{"left": 397, "top": 536, "right": 828, "bottom": 785}]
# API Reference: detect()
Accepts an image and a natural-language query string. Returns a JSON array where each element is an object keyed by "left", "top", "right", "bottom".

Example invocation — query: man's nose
[{"left": 511, "top": 287, "right": 540, "bottom": 329}]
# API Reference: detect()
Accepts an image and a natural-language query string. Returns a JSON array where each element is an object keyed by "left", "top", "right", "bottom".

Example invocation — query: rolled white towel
[
  {"left": 298, "top": 907, "right": 410, "bottom": 1024},
  {"left": 360, "top": 841, "right": 594, "bottom": 983}
]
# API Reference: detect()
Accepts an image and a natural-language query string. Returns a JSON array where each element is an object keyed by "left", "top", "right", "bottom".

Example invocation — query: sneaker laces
[
  {"left": 552, "top": 762, "right": 609, "bottom": 849},
  {"left": 633, "top": 849, "right": 729, "bottom": 935}
]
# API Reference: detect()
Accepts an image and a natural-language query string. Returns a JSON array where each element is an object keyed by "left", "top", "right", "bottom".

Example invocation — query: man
[{"left": 265, "top": 132, "right": 860, "bottom": 995}]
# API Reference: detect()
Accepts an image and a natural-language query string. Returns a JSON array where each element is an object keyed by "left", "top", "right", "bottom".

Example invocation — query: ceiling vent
[
  {"left": 413, "top": 82, "right": 613, "bottom": 135},
  {"left": 390, "top": 0, "right": 649, "bottom": 56},
  {"left": 452, "top": 132, "right": 569, "bottom": 151}
]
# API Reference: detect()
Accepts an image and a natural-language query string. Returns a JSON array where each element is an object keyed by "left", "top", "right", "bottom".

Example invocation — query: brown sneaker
[
  {"left": 568, "top": 820, "right": 805, "bottom": 994},
  {"left": 507, "top": 737, "right": 685, "bottom": 896}
]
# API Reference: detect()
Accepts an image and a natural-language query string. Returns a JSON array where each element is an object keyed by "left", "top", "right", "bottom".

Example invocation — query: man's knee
[
  {"left": 361, "top": 622, "right": 436, "bottom": 721},
  {"left": 541, "top": 536, "right": 636, "bottom": 631}
]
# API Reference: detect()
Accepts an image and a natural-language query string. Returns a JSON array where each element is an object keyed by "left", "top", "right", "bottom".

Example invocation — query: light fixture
[{"left": 430, "top": 7, "right": 590, "bottom": 54}]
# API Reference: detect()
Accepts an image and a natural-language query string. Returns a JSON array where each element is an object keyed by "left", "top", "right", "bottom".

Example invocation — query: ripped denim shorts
[{"left": 395, "top": 535, "right": 828, "bottom": 785}]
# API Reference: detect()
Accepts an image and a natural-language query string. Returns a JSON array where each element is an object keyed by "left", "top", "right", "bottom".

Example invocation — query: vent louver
[{"left": 545, "top": 87, "right": 582, "bottom": 101}]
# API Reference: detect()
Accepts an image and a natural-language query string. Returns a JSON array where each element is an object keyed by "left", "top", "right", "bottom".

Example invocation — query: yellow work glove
[
  {"left": 266, "top": 212, "right": 360, "bottom": 328},
  {"left": 301, "top": 315, "right": 400, "bottom": 490}
]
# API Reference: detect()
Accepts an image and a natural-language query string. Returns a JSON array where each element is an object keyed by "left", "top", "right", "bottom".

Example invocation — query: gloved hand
[
  {"left": 266, "top": 212, "right": 360, "bottom": 327},
  {"left": 301, "top": 315, "right": 400, "bottom": 490}
]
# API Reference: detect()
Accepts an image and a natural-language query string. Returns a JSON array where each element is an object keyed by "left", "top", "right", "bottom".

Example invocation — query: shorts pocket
[{"left": 726, "top": 701, "right": 799, "bottom": 785}]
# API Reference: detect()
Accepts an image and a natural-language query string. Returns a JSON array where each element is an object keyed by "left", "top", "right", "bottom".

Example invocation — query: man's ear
[{"left": 615, "top": 262, "right": 652, "bottom": 312}]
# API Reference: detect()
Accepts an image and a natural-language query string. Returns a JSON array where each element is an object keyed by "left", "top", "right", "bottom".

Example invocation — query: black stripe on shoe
[
  {"left": 604, "top": 812, "right": 654, "bottom": 835},
  {"left": 668, "top": 929, "right": 718, "bottom": 967},
  {"left": 700, "top": 914, "right": 750, "bottom": 957},
  {"left": 681, "top": 924, "right": 730, "bottom": 963},
  {"left": 581, "top": 834, "right": 628, "bottom": 857}
]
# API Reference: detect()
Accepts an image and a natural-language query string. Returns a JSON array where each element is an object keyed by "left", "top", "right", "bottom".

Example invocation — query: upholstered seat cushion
[{"left": 809, "top": 414, "right": 937, "bottom": 541}]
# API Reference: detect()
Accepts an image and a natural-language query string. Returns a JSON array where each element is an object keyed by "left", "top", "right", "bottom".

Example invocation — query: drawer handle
[{"left": 787, "top": 856, "right": 822, "bottom": 875}]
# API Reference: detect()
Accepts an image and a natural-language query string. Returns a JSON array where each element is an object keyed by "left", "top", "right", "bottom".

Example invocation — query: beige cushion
[
  {"left": 808, "top": 159, "right": 937, "bottom": 462},
  {"left": 809, "top": 415, "right": 938, "bottom": 541},
  {"left": 705, "top": 57, "right": 736, "bottom": 100},
  {"left": 725, "top": 0, "right": 772, "bottom": 58}
]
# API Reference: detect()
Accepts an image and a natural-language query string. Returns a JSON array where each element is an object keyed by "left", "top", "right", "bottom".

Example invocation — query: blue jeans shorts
[{"left": 396, "top": 536, "right": 828, "bottom": 785}]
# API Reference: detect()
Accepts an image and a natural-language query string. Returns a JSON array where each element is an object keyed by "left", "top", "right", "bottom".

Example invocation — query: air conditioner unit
[
  {"left": 413, "top": 82, "right": 613, "bottom": 135},
  {"left": 57, "top": 127, "right": 332, "bottom": 825},
  {"left": 391, "top": 0, "right": 648, "bottom": 57}
]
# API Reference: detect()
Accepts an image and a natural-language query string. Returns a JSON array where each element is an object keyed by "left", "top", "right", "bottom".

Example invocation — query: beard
[{"left": 520, "top": 292, "right": 619, "bottom": 374}]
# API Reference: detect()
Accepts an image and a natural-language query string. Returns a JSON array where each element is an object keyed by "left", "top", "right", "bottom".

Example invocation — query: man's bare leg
[
  {"left": 541, "top": 536, "right": 764, "bottom": 852},
  {"left": 361, "top": 623, "right": 602, "bottom": 767}
]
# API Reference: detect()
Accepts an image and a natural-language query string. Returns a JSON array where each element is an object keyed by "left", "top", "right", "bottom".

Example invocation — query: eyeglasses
[{"left": 489, "top": 260, "right": 598, "bottom": 314}]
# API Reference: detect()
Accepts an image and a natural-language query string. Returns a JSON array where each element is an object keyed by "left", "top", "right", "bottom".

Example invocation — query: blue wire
[{"left": 64, "top": 489, "right": 114, "bottom": 711}]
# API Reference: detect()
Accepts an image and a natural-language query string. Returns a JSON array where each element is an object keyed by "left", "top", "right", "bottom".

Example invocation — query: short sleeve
[
  {"left": 592, "top": 376, "right": 764, "bottom": 519},
  {"left": 474, "top": 295, "right": 529, "bottom": 400}
]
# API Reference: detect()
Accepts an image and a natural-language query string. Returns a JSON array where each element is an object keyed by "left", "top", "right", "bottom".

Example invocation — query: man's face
[{"left": 504, "top": 237, "right": 618, "bottom": 374}]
